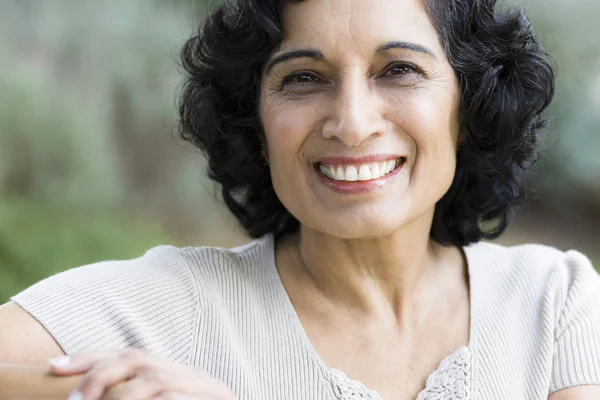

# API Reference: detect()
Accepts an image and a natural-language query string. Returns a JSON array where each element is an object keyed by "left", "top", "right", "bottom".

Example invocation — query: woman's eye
[
  {"left": 382, "top": 63, "right": 420, "bottom": 77},
  {"left": 282, "top": 72, "right": 321, "bottom": 86}
]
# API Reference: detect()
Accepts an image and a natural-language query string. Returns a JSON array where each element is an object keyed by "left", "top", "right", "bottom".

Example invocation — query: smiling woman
[
  {"left": 258, "top": 0, "right": 464, "bottom": 242},
  {"left": 1, "top": 0, "right": 600, "bottom": 399}
]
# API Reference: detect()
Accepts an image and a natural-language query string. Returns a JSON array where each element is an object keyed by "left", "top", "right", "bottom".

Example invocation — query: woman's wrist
[{"left": 0, "top": 363, "right": 81, "bottom": 400}]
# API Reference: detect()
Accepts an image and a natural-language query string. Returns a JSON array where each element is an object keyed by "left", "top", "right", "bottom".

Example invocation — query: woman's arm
[
  {"left": 0, "top": 302, "right": 64, "bottom": 363},
  {"left": 0, "top": 364, "right": 80, "bottom": 400},
  {"left": 548, "top": 386, "right": 600, "bottom": 400},
  {"left": 0, "top": 302, "right": 81, "bottom": 399}
]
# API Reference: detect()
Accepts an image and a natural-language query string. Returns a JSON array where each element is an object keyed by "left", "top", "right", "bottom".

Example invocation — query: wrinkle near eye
[{"left": 264, "top": 73, "right": 288, "bottom": 91}]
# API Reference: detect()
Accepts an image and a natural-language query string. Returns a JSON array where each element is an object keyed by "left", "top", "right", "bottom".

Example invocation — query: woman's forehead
[{"left": 280, "top": 0, "right": 443, "bottom": 59}]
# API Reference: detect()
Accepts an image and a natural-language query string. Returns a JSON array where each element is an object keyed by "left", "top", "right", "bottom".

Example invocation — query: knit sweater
[{"left": 10, "top": 234, "right": 600, "bottom": 399}]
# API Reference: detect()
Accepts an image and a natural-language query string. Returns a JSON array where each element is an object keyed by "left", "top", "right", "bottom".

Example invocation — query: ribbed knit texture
[{"left": 11, "top": 235, "right": 600, "bottom": 399}]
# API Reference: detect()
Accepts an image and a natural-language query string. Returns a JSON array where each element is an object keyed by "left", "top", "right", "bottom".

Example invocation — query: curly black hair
[{"left": 178, "top": 0, "right": 555, "bottom": 247}]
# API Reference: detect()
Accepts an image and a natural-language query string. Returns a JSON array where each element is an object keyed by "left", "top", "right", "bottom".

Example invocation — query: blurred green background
[{"left": 1, "top": 0, "right": 599, "bottom": 302}]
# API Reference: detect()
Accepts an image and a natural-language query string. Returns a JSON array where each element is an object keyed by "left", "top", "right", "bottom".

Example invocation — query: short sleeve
[
  {"left": 10, "top": 245, "right": 199, "bottom": 364},
  {"left": 549, "top": 250, "right": 600, "bottom": 393}
]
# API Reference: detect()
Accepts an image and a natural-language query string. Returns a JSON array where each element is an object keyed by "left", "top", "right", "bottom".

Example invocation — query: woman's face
[{"left": 259, "top": 0, "right": 461, "bottom": 239}]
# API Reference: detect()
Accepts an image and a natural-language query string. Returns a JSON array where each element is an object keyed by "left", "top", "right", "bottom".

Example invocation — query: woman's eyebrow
[
  {"left": 376, "top": 41, "right": 438, "bottom": 61},
  {"left": 265, "top": 41, "right": 437, "bottom": 74},
  {"left": 265, "top": 49, "right": 324, "bottom": 74}
]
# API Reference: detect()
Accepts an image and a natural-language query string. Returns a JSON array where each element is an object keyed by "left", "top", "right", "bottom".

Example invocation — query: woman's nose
[{"left": 321, "top": 74, "right": 386, "bottom": 147}]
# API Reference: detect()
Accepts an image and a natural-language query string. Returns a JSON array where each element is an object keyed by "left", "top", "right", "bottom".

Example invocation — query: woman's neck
[{"left": 276, "top": 215, "right": 465, "bottom": 326}]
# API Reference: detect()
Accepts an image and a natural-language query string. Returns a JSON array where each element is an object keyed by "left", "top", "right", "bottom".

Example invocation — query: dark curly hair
[{"left": 178, "top": 0, "right": 555, "bottom": 246}]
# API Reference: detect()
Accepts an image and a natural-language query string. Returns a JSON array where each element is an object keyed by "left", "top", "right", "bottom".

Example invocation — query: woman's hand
[{"left": 49, "top": 349, "right": 236, "bottom": 400}]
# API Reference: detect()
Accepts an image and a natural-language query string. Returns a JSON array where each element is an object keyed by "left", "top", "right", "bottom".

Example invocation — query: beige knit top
[{"left": 11, "top": 234, "right": 600, "bottom": 399}]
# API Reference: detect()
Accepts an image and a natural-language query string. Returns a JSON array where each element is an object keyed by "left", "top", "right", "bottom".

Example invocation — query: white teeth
[
  {"left": 345, "top": 166, "right": 358, "bottom": 181},
  {"left": 385, "top": 160, "right": 394, "bottom": 173},
  {"left": 358, "top": 165, "right": 372, "bottom": 181},
  {"left": 327, "top": 165, "right": 336, "bottom": 179},
  {"left": 319, "top": 164, "right": 328, "bottom": 176},
  {"left": 371, "top": 163, "right": 381, "bottom": 178},
  {"left": 319, "top": 158, "right": 403, "bottom": 181}
]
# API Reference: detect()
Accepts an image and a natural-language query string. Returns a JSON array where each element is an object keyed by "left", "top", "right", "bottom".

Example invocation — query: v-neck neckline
[{"left": 263, "top": 233, "right": 480, "bottom": 399}]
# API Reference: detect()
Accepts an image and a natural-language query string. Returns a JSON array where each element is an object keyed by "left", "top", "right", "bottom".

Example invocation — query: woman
[{"left": 1, "top": 0, "right": 599, "bottom": 399}]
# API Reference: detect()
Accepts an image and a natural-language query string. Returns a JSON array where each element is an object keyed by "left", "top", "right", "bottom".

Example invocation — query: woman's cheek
[
  {"left": 267, "top": 99, "right": 317, "bottom": 143},
  {"left": 264, "top": 106, "right": 312, "bottom": 191},
  {"left": 390, "top": 94, "right": 459, "bottom": 200}
]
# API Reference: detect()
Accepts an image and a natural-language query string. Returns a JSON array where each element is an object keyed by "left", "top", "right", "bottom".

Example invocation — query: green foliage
[
  {"left": 0, "top": 0, "right": 211, "bottom": 301},
  {"left": 524, "top": 0, "right": 600, "bottom": 198},
  {"left": 0, "top": 196, "right": 169, "bottom": 302},
  {"left": 0, "top": 65, "right": 124, "bottom": 204}
]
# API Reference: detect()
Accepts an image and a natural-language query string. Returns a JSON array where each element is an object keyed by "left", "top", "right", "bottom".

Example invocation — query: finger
[
  {"left": 152, "top": 373, "right": 237, "bottom": 400},
  {"left": 149, "top": 393, "right": 195, "bottom": 400},
  {"left": 48, "top": 352, "right": 117, "bottom": 376},
  {"left": 102, "top": 373, "right": 162, "bottom": 400},
  {"left": 103, "top": 362, "right": 231, "bottom": 400},
  {"left": 76, "top": 350, "right": 151, "bottom": 400},
  {"left": 149, "top": 392, "right": 229, "bottom": 400},
  {"left": 111, "top": 363, "right": 234, "bottom": 400}
]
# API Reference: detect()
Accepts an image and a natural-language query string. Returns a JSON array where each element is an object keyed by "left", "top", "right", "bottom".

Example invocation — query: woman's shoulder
[
  {"left": 466, "top": 240, "right": 599, "bottom": 315},
  {"left": 466, "top": 240, "right": 597, "bottom": 288},
  {"left": 9, "top": 244, "right": 199, "bottom": 362},
  {"left": 466, "top": 241, "right": 600, "bottom": 392},
  {"left": 176, "top": 234, "right": 276, "bottom": 286},
  {"left": 10, "top": 235, "right": 274, "bottom": 363},
  {"left": 12, "top": 234, "right": 274, "bottom": 304},
  {"left": 466, "top": 240, "right": 600, "bottom": 341},
  {"left": 12, "top": 244, "right": 198, "bottom": 314}
]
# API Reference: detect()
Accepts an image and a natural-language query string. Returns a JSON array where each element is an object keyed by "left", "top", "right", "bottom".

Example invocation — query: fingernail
[
  {"left": 67, "top": 391, "right": 83, "bottom": 400},
  {"left": 48, "top": 356, "right": 71, "bottom": 368}
]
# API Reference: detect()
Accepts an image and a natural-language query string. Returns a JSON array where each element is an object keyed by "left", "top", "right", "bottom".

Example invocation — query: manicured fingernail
[
  {"left": 67, "top": 391, "right": 83, "bottom": 400},
  {"left": 48, "top": 356, "right": 71, "bottom": 367}
]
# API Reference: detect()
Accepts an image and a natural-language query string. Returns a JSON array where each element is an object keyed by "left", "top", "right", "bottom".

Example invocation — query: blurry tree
[
  {"left": 522, "top": 0, "right": 600, "bottom": 211},
  {"left": 0, "top": 0, "right": 238, "bottom": 301}
]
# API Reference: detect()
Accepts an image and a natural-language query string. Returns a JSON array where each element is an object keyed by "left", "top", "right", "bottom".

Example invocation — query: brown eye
[
  {"left": 382, "top": 63, "right": 420, "bottom": 77},
  {"left": 282, "top": 71, "right": 322, "bottom": 86}
]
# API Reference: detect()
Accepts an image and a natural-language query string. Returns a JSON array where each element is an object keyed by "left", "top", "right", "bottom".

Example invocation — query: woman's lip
[
  {"left": 315, "top": 158, "right": 406, "bottom": 195},
  {"left": 316, "top": 154, "right": 403, "bottom": 165}
]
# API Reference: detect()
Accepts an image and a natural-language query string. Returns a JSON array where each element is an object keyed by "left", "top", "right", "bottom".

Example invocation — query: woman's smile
[{"left": 314, "top": 155, "right": 407, "bottom": 195}]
